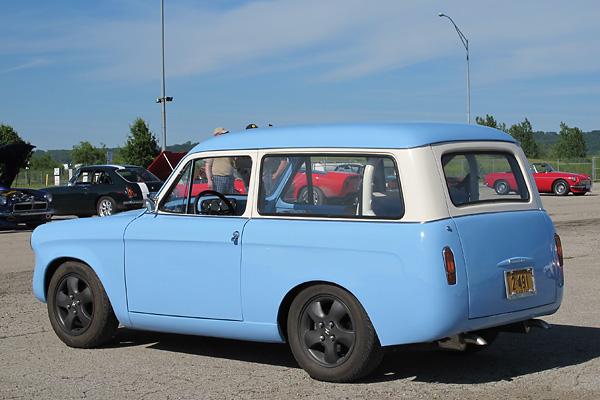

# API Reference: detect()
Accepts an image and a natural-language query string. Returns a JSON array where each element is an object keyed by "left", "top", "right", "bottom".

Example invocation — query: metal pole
[
  {"left": 160, "top": 0, "right": 167, "bottom": 151},
  {"left": 439, "top": 13, "right": 470, "bottom": 123}
]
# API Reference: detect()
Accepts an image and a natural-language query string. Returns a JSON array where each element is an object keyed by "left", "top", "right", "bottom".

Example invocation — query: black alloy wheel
[
  {"left": 287, "top": 285, "right": 383, "bottom": 382},
  {"left": 47, "top": 261, "right": 119, "bottom": 348}
]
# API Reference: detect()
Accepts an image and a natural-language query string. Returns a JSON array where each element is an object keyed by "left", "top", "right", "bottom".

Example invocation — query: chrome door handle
[{"left": 231, "top": 231, "right": 239, "bottom": 244}]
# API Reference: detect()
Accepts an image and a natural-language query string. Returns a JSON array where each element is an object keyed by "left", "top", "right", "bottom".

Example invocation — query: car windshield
[
  {"left": 117, "top": 168, "right": 161, "bottom": 183},
  {"left": 532, "top": 163, "right": 554, "bottom": 173}
]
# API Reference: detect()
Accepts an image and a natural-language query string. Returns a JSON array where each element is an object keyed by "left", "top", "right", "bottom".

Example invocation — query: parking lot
[{"left": 1, "top": 194, "right": 599, "bottom": 399}]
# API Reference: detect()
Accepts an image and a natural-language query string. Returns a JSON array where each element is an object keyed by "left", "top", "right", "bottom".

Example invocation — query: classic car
[
  {"left": 0, "top": 143, "right": 53, "bottom": 227},
  {"left": 483, "top": 162, "right": 592, "bottom": 196},
  {"left": 147, "top": 150, "right": 187, "bottom": 182},
  {"left": 42, "top": 165, "right": 163, "bottom": 217},
  {"left": 178, "top": 167, "right": 247, "bottom": 197},
  {"left": 283, "top": 168, "right": 361, "bottom": 205},
  {"left": 32, "top": 122, "right": 563, "bottom": 382},
  {"left": 334, "top": 163, "right": 365, "bottom": 174}
]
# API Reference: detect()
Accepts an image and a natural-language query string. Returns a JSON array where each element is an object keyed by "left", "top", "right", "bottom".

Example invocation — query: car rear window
[
  {"left": 442, "top": 151, "right": 530, "bottom": 206},
  {"left": 117, "top": 168, "right": 161, "bottom": 183},
  {"left": 258, "top": 154, "right": 404, "bottom": 219}
]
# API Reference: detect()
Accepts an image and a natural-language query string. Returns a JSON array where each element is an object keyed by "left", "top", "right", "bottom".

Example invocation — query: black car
[
  {"left": 0, "top": 143, "right": 53, "bottom": 227},
  {"left": 43, "top": 165, "right": 163, "bottom": 217}
]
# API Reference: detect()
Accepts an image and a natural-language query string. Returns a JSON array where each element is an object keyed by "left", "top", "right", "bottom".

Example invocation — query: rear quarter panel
[{"left": 240, "top": 218, "right": 471, "bottom": 346}]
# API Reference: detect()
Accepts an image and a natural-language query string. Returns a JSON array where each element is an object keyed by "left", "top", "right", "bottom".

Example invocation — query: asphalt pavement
[{"left": 1, "top": 194, "right": 599, "bottom": 399}]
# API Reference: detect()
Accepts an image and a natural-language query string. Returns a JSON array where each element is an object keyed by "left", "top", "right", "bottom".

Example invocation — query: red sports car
[
  {"left": 284, "top": 169, "right": 362, "bottom": 205},
  {"left": 484, "top": 162, "right": 592, "bottom": 196}
]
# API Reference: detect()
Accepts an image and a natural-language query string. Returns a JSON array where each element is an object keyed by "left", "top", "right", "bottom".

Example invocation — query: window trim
[
  {"left": 442, "top": 150, "right": 530, "bottom": 207},
  {"left": 257, "top": 152, "right": 405, "bottom": 220},
  {"left": 156, "top": 151, "right": 255, "bottom": 217}
]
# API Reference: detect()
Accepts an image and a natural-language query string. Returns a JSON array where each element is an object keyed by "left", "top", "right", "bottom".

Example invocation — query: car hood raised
[{"left": 0, "top": 143, "right": 35, "bottom": 189}]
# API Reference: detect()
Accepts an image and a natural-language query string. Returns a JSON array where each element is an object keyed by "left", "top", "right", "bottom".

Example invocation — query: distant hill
[{"left": 534, "top": 130, "right": 600, "bottom": 156}]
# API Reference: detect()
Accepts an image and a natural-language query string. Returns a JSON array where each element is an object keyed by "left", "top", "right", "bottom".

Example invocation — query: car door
[
  {"left": 58, "top": 168, "right": 96, "bottom": 215},
  {"left": 123, "top": 154, "right": 253, "bottom": 321}
]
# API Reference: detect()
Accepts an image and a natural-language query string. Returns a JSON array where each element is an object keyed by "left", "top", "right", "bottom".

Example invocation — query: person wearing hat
[
  {"left": 214, "top": 127, "right": 229, "bottom": 136},
  {"left": 205, "top": 127, "right": 241, "bottom": 193}
]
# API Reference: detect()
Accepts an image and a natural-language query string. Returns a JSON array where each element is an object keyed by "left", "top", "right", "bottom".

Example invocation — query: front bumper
[{"left": 0, "top": 210, "right": 54, "bottom": 225}]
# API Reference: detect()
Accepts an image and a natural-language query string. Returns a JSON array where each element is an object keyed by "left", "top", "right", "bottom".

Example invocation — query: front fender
[{"left": 31, "top": 211, "right": 143, "bottom": 326}]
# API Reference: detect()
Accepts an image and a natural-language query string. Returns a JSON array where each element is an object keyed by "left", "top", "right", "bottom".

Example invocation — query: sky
[{"left": 1, "top": 0, "right": 599, "bottom": 151}]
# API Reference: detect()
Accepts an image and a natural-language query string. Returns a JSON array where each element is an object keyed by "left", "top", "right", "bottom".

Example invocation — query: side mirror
[{"left": 145, "top": 198, "right": 156, "bottom": 213}]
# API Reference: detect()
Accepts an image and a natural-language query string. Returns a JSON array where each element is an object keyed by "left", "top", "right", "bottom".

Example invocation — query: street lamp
[
  {"left": 156, "top": 0, "right": 173, "bottom": 151},
  {"left": 438, "top": 13, "right": 470, "bottom": 123}
]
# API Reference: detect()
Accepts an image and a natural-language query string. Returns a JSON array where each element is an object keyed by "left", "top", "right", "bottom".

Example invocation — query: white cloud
[{"left": 3, "top": 0, "right": 599, "bottom": 85}]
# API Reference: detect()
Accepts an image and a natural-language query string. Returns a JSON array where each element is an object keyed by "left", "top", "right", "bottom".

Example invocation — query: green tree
[
  {"left": 0, "top": 123, "right": 27, "bottom": 146},
  {"left": 120, "top": 117, "right": 160, "bottom": 168},
  {"left": 71, "top": 141, "right": 107, "bottom": 166},
  {"left": 508, "top": 118, "right": 538, "bottom": 158},
  {"left": 475, "top": 114, "right": 507, "bottom": 132},
  {"left": 0, "top": 124, "right": 33, "bottom": 176},
  {"left": 30, "top": 153, "right": 60, "bottom": 170},
  {"left": 552, "top": 123, "right": 587, "bottom": 158}
]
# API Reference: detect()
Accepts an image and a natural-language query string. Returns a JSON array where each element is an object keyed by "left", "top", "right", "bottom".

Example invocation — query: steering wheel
[{"left": 193, "top": 190, "right": 236, "bottom": 215}]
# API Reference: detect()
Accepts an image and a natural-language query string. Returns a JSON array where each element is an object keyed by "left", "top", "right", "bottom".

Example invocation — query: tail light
[
  {"left": 443, "top": 247, "right": 457, "bottom": 285},
  {"left": 554, "top": 233, "right": 563, "bottom": 268},
  {"left": 126, "top": 185, "right": 136, "bottom": 199}
]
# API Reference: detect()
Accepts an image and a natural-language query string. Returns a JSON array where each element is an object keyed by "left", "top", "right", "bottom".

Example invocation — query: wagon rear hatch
[{"left": 453, "top": 210, "right": 558, "bottom": 319}]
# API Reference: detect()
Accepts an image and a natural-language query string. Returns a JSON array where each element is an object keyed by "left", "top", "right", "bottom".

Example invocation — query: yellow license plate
[{"left": 504, "top": 268, "right": 536, "bottom": 299}]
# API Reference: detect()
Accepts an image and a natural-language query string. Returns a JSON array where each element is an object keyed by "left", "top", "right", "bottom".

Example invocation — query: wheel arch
[
  {"left": 37, "top": 255, "right": 130, "bottom": 327},
  {"left": 276, "top": 280, "right": 364, "bottom": 342},
  {"left": 43, "top": 257, "right": 86, "bottom": 299}
]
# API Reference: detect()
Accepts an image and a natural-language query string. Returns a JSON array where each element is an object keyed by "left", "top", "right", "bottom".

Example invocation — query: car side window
[
  {"left": 75, "top": 171, "right": 91, "bottom": 184},
  {"left": 93, "top": 171, "right": 112, "bottom": 185},
  {"left": 159, "top": 156, "right": 252, "bottom": 216},
  {"left": 442, "top": 152, "right": 530, "bottom": 205},
  {"left": 258, "top": 154, "right": 403, "bottom": 219}
]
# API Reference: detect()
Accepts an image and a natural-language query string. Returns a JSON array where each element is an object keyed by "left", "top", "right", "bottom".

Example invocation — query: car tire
[
  {"left": 494, "top": 180, "right": 510, "bottom": 195},
  {"left": 298, "top": 187, "right": 326, "bottom": 205},
  {"left": 552, "top": 180, "right": 569, "bottom": 196},
  {"left": 287, "top": 284, "right": 383, "bottom": 382},
  {"left": 97, "top": 196, "right": 116, "bottom": 216},
  {"left": 47, "top": 261, "right": 119, "bottom": 348}
]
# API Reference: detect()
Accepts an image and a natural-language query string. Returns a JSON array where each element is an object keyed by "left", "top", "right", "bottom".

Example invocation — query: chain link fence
[
  {"left": 10, "top": 157, "right": 600, "bottom": 189},
  {"left": 12, "top": 168, "right": 73, "bottom": 188}
]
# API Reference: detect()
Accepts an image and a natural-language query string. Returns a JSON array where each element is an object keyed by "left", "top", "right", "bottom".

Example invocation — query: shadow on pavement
[
  {"left": 107, "top": 323, "right": 600, "bottom": 383},
  {"left": 110, "top": 328, "right": 298, "bottom": 369},
  {"left": 372, "top": 324, "right": 600, "bottom": 384}
]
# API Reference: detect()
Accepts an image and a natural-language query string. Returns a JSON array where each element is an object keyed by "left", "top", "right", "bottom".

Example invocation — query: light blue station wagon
[{"left": 32, "top": 122, "right": 564, "bottom": 382}]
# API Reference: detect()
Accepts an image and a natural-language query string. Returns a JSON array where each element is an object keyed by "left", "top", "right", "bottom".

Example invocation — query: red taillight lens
[
  {"left": 126, "top": 185, "right": 136, "bottom": 198},
  {"left": 443, "top": 247, "right": 457, "bottom": 285},
  {"left": 555, "top": 233, "right": 563, "bottom": 268}
]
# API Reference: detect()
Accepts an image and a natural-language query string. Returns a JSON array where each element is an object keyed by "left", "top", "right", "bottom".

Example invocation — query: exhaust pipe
[
  {"left": 437, "top": 333, "right": 488, "bottom": 351},
  {"left": 500, "top": 318, "right": 551, "bottom": 334},
  {"left": 438, "top": 319, "right": 551, "bottom": 351}
]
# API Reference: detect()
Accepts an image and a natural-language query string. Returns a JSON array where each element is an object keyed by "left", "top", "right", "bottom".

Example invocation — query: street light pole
[
  {"left": 439, "top": 13, "right": 470, "bottom": 123},
  {"left": 156, "top": 0, "right": 173, "bottom": 151}
]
